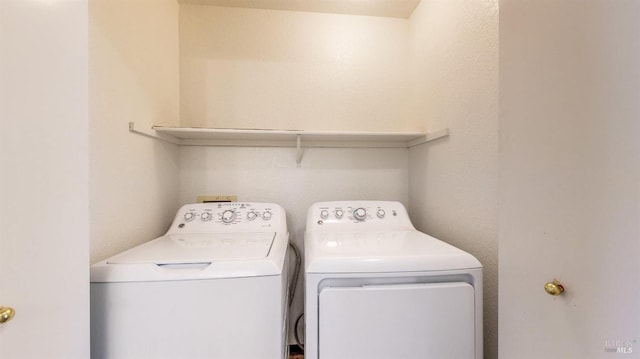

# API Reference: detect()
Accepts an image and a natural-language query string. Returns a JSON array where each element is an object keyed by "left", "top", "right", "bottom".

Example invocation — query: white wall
[
  {"left": 0, "top": 0, "right": 89, "bottom": 356},
  {"left": 89, "top": 0, "right": 181, "bottom": 263},
  {"left": 500, "top": 1, "right": 640, "bottom": 357},
  {"left": 407, "top": 1, "right": 499, "bottom": 358},
  {"left": 179, "top": 5, "right": 413, "bottom": 132},
  {"left": 179, "top": 145, "right": 409, "bottom": 341}
]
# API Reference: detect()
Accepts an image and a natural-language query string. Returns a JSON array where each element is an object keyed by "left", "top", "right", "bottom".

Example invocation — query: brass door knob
[
  {"left": 0, "top": 306, "right": 16, "bottom": 324},
  {"left": 544, "top": 280, "right": 565, "bottom": 296}
]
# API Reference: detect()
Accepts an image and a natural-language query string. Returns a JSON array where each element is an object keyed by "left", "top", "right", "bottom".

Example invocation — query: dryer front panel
[{"left": 318, "top": 282, "right": 475, "bottom": 359}]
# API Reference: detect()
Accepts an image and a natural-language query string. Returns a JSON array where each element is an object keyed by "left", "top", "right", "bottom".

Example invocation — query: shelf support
[
  {"left": 296, "top": 134, "right": 303, "bottom": 167},
  {"left": 129, "top": 122, "right": 180, "bottom": 145}
]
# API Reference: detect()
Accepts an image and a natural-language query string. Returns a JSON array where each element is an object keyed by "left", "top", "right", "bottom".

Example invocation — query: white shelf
[{"left": 128, "top": 123, "right": 449, "bottom": 166}]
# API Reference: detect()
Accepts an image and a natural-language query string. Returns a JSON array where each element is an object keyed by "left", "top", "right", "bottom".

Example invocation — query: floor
[{"left": 289, "top": 346, "right": 304, "bottom": 359}]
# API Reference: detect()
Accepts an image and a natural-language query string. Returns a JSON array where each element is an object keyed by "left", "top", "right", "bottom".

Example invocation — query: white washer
[
  {"left": 305, "top": 201, "right": 482, "bottom": 359},
  {"left": 91, "top": 202, "right": 290, "bottom": 359}
]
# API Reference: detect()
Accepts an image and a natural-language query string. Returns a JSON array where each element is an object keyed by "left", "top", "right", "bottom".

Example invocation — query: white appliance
[
  {"left": 304, "top": 201, "right": 483, "bottom": 359},
  {"left": 91, "top": 202, "right": 290, "bottom": 359}
]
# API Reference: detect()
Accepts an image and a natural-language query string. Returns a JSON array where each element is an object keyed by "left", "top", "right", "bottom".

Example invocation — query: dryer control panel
[
  {"left": 168, "top": 202, "right": 286, "bottom": 234},
  {"left": 307, "top": 201, "right": 414, "bottom": 232}
]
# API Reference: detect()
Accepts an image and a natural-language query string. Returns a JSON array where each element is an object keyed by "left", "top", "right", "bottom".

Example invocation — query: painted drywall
[
  {"left": 178, "top": 145, "right": 409, "bottom": 343},
  {"left": 500, "top": 1, "right": 640, "bottom": 357},
  {"left": 89, "top": 0, "right": 181, "bottom": 263},
  {"left": 407, "top": 1, "right": 499, "bottom": 358},
  {"left": 0, "top": 0, "right": 89, "bottom": 356},
  {"left": 179, "top": 5, "right": 413, "bottom": 132}
]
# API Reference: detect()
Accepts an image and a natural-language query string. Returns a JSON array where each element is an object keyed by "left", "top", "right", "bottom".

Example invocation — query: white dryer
[
  {"left": 304, "top": 201, "right": 482, "bottom": 359},
  {"left": 91, "top": 202, "right": 290, "bottom": 359}
]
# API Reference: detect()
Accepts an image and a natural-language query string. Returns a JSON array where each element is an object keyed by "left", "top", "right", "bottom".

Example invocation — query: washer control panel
[
  {"left": 168, "top": 202, "right": 285, "bottom": 233},
  {"left": 307, "top": 201, "right": 413, "bottom": 231}
]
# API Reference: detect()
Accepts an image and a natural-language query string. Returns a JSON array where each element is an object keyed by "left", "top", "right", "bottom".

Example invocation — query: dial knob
[
  {"left": 353, "top": 208, "right": 367, "bottom": 221},
  {"left": 247, "top": 211, "right": 258, "bottom": 221},
  {"left": 335, "top": 209, "right": 344, "bottom": 218},
  {"left": 262, "top": 211, "right": 272, "bottom": 221},
  {"left": 201, "top": 212, "right": 212, "bottom": 221},
  {"left": 221, "top": 210, "right": 236, "bottom": 223},
  {"left": 184, "top": 212, "right": 195, "bottom": 222},
  {"left": 376, "top": 209, "right": 385, "bottom": 218},
  {"left": 320, "top": 210, "right": 329, "bottom": 219}
]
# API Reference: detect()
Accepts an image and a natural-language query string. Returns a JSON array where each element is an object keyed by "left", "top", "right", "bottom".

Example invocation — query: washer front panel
[
  {"left": 304, "top": 269, "right": 483, "bottom": 359},
  {"left": 319, "top": 282, "right": 475, "bottom": 359}
]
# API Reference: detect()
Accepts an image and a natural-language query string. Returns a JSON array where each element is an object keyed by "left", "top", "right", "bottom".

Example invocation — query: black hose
[
  {"left": 287, "top": 240, "right": 302, "bottom": 307},
  {"left": 294, "top": 313, "right": 305, "bottom": 351}
]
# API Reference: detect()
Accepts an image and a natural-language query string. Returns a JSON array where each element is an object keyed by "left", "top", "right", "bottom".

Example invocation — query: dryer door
[{"left": 318, "top": 282, "right": 475, "bottom": 359}]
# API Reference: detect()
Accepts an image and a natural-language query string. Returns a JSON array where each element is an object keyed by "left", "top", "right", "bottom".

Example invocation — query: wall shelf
[{"left": 129, "top": 122, "right": 449, "bottom": 166}]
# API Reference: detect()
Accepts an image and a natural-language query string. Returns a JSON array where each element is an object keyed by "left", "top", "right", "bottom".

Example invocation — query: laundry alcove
[{"left": 90, "top": 0, "right": 498, "bottom": 356}]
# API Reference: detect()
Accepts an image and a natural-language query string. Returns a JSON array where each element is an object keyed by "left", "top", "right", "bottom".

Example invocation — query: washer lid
[
  {"left": 305, "top": 230, "right": 481, "bottom": 273},
  {"left": 107, "top": 233, "right": 275, "bottom": 265},
  {"left": 91, "top": 232, "right": 288, "bottom": 283}
]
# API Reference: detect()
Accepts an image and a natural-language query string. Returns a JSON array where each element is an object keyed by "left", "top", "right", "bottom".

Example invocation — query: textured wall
[
  {"left": 179, "top": 5, "right": 413, "bottom": 132},
  {"left": 407, "top": 1, "right": 499, "bottom": 358},
  {"left": 178, "top": 145, "right": 409, "bottom": 343},
  {"left": 89, "top": 0, "right": 181, "bottom": 263}
]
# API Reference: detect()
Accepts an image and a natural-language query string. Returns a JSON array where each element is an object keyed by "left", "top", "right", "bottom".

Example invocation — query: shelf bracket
[
  {"left": 296, "top": 134, "right": 303, "bottom": 167},
  {"left": 129, "top": 122, "right": 180, "bottom": 145}
]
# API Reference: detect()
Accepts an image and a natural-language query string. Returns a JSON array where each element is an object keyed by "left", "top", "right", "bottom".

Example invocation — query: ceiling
[{"left": 177, "top": 0, "right": 421, "bottom": 19}]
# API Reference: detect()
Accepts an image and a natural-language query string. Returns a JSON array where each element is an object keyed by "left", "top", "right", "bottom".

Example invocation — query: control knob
[
  {"left": 221, "top": 210, "right": 236, "bottom": 223},
  {"left": 335, "top": 209, "right": 344, "bottom": 218},
  {"left": 184, "top": 212, "right": 195, "bottom": 222},
  {"left": 262, "top": 211, "right": 272, "bottom": 221},
  {"left": 376, "top": 209, "right": 385, "bottom": 218},
  {"left": 247, "top": 211, "right": 258, "bottom": 221},
  {"left": 353, "top": 208, "right": 367, "bottom": 221},
  {"left": 320, "top": 210, "right": 329, "bottom": 219},
  {"left": 201, "top": 212, "right": 212, "bottom": 221}
]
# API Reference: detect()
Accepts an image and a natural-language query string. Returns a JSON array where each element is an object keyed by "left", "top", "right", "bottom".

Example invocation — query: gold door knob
[
  {"left": 544, "top": 280, "right": 565, "bottom": 296},
  {"left": 0, "top": 306, "right": 16, "bottom": 324}
]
